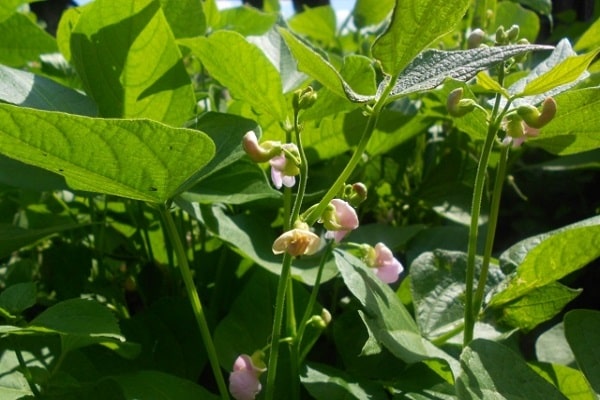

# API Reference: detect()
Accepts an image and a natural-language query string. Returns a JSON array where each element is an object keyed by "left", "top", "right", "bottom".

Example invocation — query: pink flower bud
[
  {"left": 242, "top": 131, "right": 281, "bottom": 163},
  {"left": 269, "top": 143, "right": 301, "bottom": 189},
  {"left": 229, "top": 354, "right": 266, "bottom": 400},
  {"left": 322, "top": 199, "right": 359, "bottom": 243},
  {"left": 367, "top": 243, "right": 404, "bottom": 284}
]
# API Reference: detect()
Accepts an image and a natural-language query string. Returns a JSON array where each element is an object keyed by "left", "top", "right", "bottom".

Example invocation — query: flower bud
[
  {"left": 347, "top": 182, "right": 368, "bottom": 207},
  {"left": 293, "top": 86, "right": 318, "bottom": 111},
  {"left": 242, "top": 131, "right": 281, "bottom": 163},
  {"left": 321, "top": 199, "right": 359, "bottom": 243},
  {"left": 495, "top": 26, "right": 507, "bottom": 44},
  {"left": 467, "top": 28, "right": 485, "bottom": 49},
  {"left": 517, "top": 97, "right": 557, "bottom": 128},
  {"left": 506, "top": 24, "right": 520, "bottom": 42},
  {"left": 504, "top": 113, "right": 525, "bottom": 139},
  {"left": 447, "top": 88, "right": 477, "bottom": 117}
]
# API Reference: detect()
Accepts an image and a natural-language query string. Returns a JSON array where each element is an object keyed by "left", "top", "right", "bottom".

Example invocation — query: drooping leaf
[
  {"left": 70, "top": 0, "right": 196, "bottom": 126},
  {"left": 300, "top": 362, "right": 388, "bottom": 400},
  {"left": 0, "top": 64, "right": 97, "bottom": 116},
  {"left": 564, "top": 310, "right": 600, "bottom": 394},
  {"left": 371, "top": 0, "right": 470, "bottom": 77},
  {"left": 490, "top": 222, "right": 600, "bottom": 307},
  {"left": 0, "top": 282, "right": 36, "bottom": 316},
  {"left": 456, "top": 339, "right": 568, "bottom": 399},
  {"left": 529, "top": 88, "right": 600, "bottom": 155},
  {"left": 0, "top": 12, "right": 58, "bottom": 67},
  {"left": 111, "top": 370, "right": 219, "bottom": 400},
  {"left": 530, "top": 362, "right": 597, "bottom": 400},
  {"left": 352, "top": 0, "right": 394, "bottom": 29},
  {"left": 383, "top": 44, "right": 553, "bottom": 100},
  {"left": 0, "top": 103, "right": 215, "bottom": 203},
  {"left": 158, "top": 0, "right": 206, "bottom": 38},
  {"left": 278, "top": 28, "right": 375, "bottom": 103}
]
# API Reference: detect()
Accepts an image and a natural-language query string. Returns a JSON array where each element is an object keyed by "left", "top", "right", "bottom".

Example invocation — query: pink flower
[
  {"left": 272, "top": 224, "right": 321, "bottom": 256},
  {"left": 229, "top": 354, "right": 266, "bottom": 400},
  {"left": 269, "top": 143, "right": 300, "bottom": 189},
  {"left": 322, "top": 199, "right": 359, "bottom": 242},
  {"left": 371, "top": 243, "right": 403, "bottom": 284},
  {"left": 242, "top": 131, "right": 280, "bottom": 163}
]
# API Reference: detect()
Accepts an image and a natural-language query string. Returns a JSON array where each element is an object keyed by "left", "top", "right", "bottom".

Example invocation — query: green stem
[
  {"left": 159, "top": 206, "right": 229, "bottom": 400},
  {"left": 472, "top": 144, "right": 510, "bottom": 317},
  {"left": 13, "top": 340, "right": 41, "bottom": 397},
  {"left": 265, "top": 253, "right": 293, "bottom": 400}
]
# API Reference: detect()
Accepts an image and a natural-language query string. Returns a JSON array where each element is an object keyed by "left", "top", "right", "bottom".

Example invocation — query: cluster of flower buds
[
  {"left": 502, "top": 97, "right": 557, "bottom": 148},
  {"left": 229, "top": 352, "right": 267, "bottom": 400},
  {"left": 495, "top": 24, "right": 520, "bottom": 45},
  {"left": 293, "top": 86, "right": 318, "bottom": 112},
  {"left": 363, "top": 242, "right": 404, "bottom": 284},
  {"left": 447, "top": 87, "right": 477, "bottom": 118},
  {"left": 243, "top": 131, "right": 301, "bottom": 189}
]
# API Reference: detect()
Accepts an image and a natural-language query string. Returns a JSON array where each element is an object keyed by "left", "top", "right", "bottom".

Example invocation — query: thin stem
[
  {"left": 473, "top": 144, "right": 510, "bottom": 317},
  {"left": 159, "top": 206, "right": 229, "bottom": 400},
  {"left": 265, "top": 253, "right": 293, "bottom": 400},
  {"left": 13, "top": 340, "right": 41, "bottom": 397}
]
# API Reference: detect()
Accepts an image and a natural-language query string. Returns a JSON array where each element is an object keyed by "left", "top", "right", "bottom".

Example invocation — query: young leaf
[
  {"left": 529, "top": 88, "right": 600, "bottom": 155},
  {"left": 70, "top": 0, "right": 196, "bottom": 126},
  {"left": 383, "top": 44, "right": 552, "bottom": 100},
  {"left": 520, "top": 48, "right": 600, "bottom": 97},
  {"left": 0, "top": 13, "right": 58, "bottom": 67},
  {"left": 456, "top": 339, "right": 568, "bottom": 399},
  {"left": 0, "top": 65, "right": 98, "bottom": 116},
  {"left": 564, "top": 310, "right": 600, "bottom": 394},
  {"left": 0, "top": 103, "right": 215, "bottom": 203},
  {"left": 371, "top": 0, "right": 470, "bottom": 77},
  {"left": 278, "top": 28, "right": 375, "bottom": 103},
  {"left": 181, "top": 30, "right": 289, "bottom": 120},
  {"left": 490, "top": 223, "right": 600, "bottom": 307}
]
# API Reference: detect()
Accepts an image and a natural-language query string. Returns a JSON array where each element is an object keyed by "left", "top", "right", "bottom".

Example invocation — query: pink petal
[
  {"left": 375, "top": 260, "right": 403, "bottom": 283},
  {"left": 281, "top": 174, "right": 296, "bottom": 188},
  {"left": 331, "top": 199, "right": 359, "bottom": 230},
  {"left": 229, "top": 370, "right": 261, "bottom": 400},
  {"left": 271, "top": 167, "right": 283, "bottom": 189}
]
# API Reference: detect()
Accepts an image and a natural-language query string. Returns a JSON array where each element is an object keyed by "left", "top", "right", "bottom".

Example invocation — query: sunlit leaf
[
  {"left": 0, "top": 12, "right": 58, "bottom": 67},
  {"left": 564, "top": 310, "right": 600, "bottom": 394},
  {"left": 575, "top": 16, "right": 600, "bottom": 52},
  {"left": 216, "top": 5, "right": 277, "bottom": 36},
  {"left": 530, "top": 362, "right": 597, "bottom": 400},
  {"left": 158, "top": 0, "right": 206, "bottom": 38},
  {"left": 352, "top": 0, "right": 394, "bottom": 29},
  {"left": 288, "top": 5, "right": 336, "bottom": 46}
]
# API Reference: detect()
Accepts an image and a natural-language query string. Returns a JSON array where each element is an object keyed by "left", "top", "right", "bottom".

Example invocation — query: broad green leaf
[
  {"left": 216, "top": 5, "right": 278, "bottom": 36},
  {"left": 0, "top": 282, "right": 36, "bottom": 316},
  {"left": 493, "top": 2, "right": 540, "bottom": 43},
  {"left": 500, "top": 282, "right": 581, "bottom": 332},
  {"left": 288, "top": 5, "right": 336, "bottom": 46},
  {"left": 70, "top": 0, "right": 196, "bottom": 126},
  {"left": 384, "top": 44, "right": 552, "bottom": 100},
  {"left": 352, "top": 0, "right": 394, "bottom": 29},
  {"left": 520, "top": 49, "right": 600, "bottom": 96},
  {"left": 490, "top": 223, "right": 600, "bottom": 307},
  {"left": 410, "top": 250, "right": 504, "bottom": 339},
  {"left": 334, "top": 250, "right": 460, "bottom": 376},
  {"left": 179, "top": 160, "right": 281, "bottom": 204},
  {"left": 0, "top": 12, "right": 57, "bottom": 67},
  {"left": 507, "top": 39, "right": 588, "bottom": 107},
  {"left": 158, "top": 0, "right": 206, "bottom": 38},
  {"left": 0, "top": 103, "right": 215, "bottom": 203},
  {"left": 111, "top": 370, "right": 219, "bottom": 400},
  {"left": 278, "top": 28, "right": 375, "bottom": 103},
  {"left": 536, "top": 322, "right": 576, "bottom": 367},
  {"left": 0, "top": 65, "right": 97, "bottom": 116},
  {"left": 0, "top": 223, "right": 85, "bottom": 259},
  {"left": 0, "top": 0, "right": 30, "bottom": 22},
  {"left": 564, "top": 310, "right": 600, "bottom": 394},
  {"left": 476, "top": 71, "right": 509, "bottom": 97},
  {"left": 530, "top": 362, "right": 597, "bottom": 400},
  {"left": 456, "top": 339, "right": 568, "bottom": 399},
  {"left": 371, "top": 0, "right": 470, "bottom": 77},
  {"left": 181, "top": 30, "right": 288, "bottom": 120},
  {"left": 575, "top": 16, "right": 600, "bottom": 52},
  {"left": 517, "top": 0, "right": 551, "bottom": 15},
  {"left": 300, "top": 362, "right": 388, "bottom": 400},
  {"left": 529, "top": 88, "right": 600, "bottom": 155}
]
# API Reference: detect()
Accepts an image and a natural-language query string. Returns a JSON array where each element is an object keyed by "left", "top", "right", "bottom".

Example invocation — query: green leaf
[
  {"left": 352, "top": 0, "right": 394, "bottom": 29},
  {"left": 0, "top": 103, "right": 215, "bottom": 203},
  {"left": 0, "top": 0, "right": 24, "bottom": 21},
  {"left": 493, "top": 2, "right": 540, "bottom": 43},
  {"left": 288, "top": 5, "right": 336, "bottom": 46},
  {"left": 529, "top": 88, "right": 600, "bottom": 155},
  {"left": 0, "top": 64, "right": 97, "bottom": 116},
  {"left": 0, "top": 282, "right": 36, "bottom": 316},
  {"left": 158, "top": 0, "right": 206, "bottom": 38},
  {"left": 0, "top": 12, "right": 58, "bottom": 67},
  {"left": 575, "top": 15, "right": 600, "bottom": 52},
  {"left": 500, "top": 282, "right": 581, "bottom": 332},
  {"left": 0, "top": 223, "right": 85, "bottom": 258},
  {"left": 564, "top": 310, "right": 600, "bottom": 395},
  {"left": 216, "top": 5, "right": 278, "bottom": 36},
  {"left": 278, "top": 28, "right": 375, "bottom": 103},
  {"left": 371, "top": 0, "right": 470, "bottom": 77},
  {"left": 535, "top": 322, "right": 576, "bottom": 367},
  {"left": 111, "top": 370, "right": 219, "bottom": 400},
  {"left": 530, "top": 362, "right": 597, "bottom": 400},
  {"left": 456, "top": 339, "right": 568, "bottom": 399},
  {"left": 181, "top": 30, "right": 289, "bottom": 120},
  {"left": 521, "top": 49, "right": 600, "bottom": 96},
  {"left": 334, "top": 250, "right": 460, "bottom": 376},
  {"left": 517, "top": 0, "right": 552, "bottom": 15},
  {"left": 300, "top": 362, "right": 388, "bottom": 400},
  {"left": 410, "top": 250, "right": 505, "bottom": 339},
  {"left": 384, "top": 44, "right": 552, "bottom": 100},
  {"left": 490, "top": 222, "right": 600, "bottom": 307},
  {"left": 70, "top": 0, "right": 196, "bottom": 126}
]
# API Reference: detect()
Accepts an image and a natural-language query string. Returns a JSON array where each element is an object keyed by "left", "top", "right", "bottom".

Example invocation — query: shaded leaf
[
  {"left": 0, "top": 12, "right": 57, "bottom": 67},
  {"left": 564, "top": 310, "right": 600, "bottom": 395},
  {"left": 456, "top": 339, "right": 568, "bottom": 399},
  {"left": 0, "top": 103, "right": 215, "bottom": 203},
  {"left": 70, "top": 0, "right": 196, "bottom": 126},
  {"left": 0, "top": 223, "right": 84, "bottom": 259},
  {"left": 111, "top": 370, "right": 219, "bottom": 400},
  {"left": 535, "top": 322, "right": 576, "bottom": 367},
  {"left": 0, "top": 282, "right": 36, "bottom": 316},
  {"left": 371, "top": 0, "right": 470, "bottom": 77}
]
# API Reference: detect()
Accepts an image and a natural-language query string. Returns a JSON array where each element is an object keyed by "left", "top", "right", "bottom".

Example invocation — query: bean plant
[{"left": 1, "top": 0, "right": 599, "bottom": 399}]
